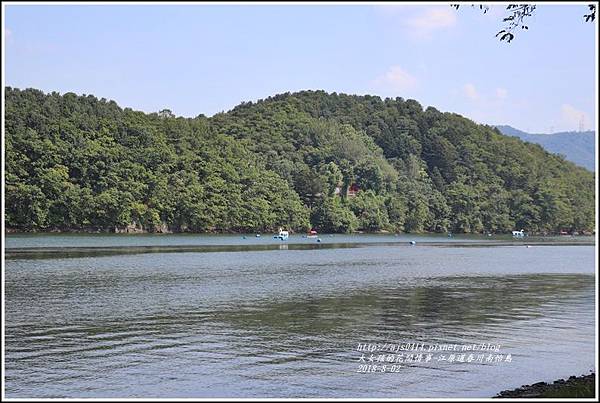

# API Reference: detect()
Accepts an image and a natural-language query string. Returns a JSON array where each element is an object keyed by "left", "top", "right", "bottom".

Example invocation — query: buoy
[
  {"left": 256, "top": 234, "right": 261, "bottom": 237},
  {"left": 409, "top": 240, "right": 416, "bottom": 245},
  {"left": 317, "top": 238, "right": 322, "bottom": 242}
]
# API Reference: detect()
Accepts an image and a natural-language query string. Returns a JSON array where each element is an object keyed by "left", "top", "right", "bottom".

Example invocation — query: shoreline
[
  {"left": 495, "top": 373, "right": 595, "bottom": 398},
  {"left": 5, "top": 228, "right": 595, "bottom": 237},
  {"left": 5, "top": 239, "right": 596, "bottom": 260}
]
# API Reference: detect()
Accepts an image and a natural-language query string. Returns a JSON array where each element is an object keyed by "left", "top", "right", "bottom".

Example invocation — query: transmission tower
[{"left": 579, "top": 114, "right": 585, "bottom": 132}]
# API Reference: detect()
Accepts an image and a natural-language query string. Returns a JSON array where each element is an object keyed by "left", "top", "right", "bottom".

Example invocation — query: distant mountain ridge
[{"left": 495, "top": 125, "right": 595, "bottom": 171}]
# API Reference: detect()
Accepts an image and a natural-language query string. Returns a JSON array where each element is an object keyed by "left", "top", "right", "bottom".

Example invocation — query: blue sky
[{"left": 4, "top": 3, "right": 597, "bottom": 133}]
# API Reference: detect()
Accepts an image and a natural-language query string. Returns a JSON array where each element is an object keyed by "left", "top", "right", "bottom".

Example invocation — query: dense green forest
[{"left": 4, "top": 87, "right": 595, "bottom": 234}]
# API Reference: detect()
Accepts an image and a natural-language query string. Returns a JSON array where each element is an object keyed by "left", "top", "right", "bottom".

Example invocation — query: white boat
[
  {"left": 512, "top": 229, "right": 525, "bottom": 237},
  {"left": 274, "top": 228, "right": 289, "bottom": 240}
]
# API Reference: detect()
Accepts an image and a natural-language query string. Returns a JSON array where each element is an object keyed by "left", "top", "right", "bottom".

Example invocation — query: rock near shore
[{"left": 495, "top": 373, "right": 595, "bottom": 398}]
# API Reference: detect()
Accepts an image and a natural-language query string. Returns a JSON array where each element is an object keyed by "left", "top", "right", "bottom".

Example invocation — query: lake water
[{"left": 4, "top": 234, "right": 596, "bottom": 398}]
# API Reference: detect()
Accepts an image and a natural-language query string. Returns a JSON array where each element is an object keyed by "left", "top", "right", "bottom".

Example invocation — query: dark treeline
[{"left": 4, "top": 87, "right": 595, "bottom": 234}]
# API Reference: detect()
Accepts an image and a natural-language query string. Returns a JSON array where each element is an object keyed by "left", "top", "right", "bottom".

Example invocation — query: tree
[
  {"left": 451, "top": 4, "right": 596, "bottom": 43},
  {"left": 348, "top": 190, "right": 390, "bottom": 231},
  {"left": 354, "top": 160, "right": 384, "bottom": 194},
  {"left": 5, "top": 87, "right": 594, "bottom": 234},
  {"left": 385, "top": 195, "right": 408, "bottom": 232},
  {"left": 311, "top": 196, "right": 358, "bottom": 233},
  {"left": 322, "top": 161, "right": 343, "bottom": 197}
]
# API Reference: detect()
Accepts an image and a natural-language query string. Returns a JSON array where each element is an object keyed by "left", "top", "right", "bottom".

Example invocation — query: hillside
[
  {"left": 496, "top": 125, "right": 595, "bottom": 171},
  {"left": 4, "top": 87, "right": 596, "bottom": 234}
]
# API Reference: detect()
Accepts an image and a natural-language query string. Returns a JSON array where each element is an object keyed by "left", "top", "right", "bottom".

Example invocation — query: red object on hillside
[
  {"left": 309, "top": 229, "right": 317, "bottom": 235},
  {"left": 347, "top": 183, "right": 360, "bottom": 197}
]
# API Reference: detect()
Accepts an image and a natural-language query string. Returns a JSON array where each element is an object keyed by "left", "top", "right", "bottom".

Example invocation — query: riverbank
[
  {"left": 5, "top": 227, "right": 595, "bottom": 236},
  {"left": 495, "top": 373, "right": 595, "bottom": 398},
  {"left": 5, "top": 239, "right": 596, "bottom": 260}
]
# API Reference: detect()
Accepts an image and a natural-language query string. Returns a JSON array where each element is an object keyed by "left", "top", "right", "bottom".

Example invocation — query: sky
[{"left": 3, "top": 3, "right": 597, "bottom": 133}]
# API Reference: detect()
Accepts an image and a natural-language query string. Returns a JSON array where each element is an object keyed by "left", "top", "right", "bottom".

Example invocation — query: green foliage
[
  {"left": 348, "top": 190, "right": 390, "bottom": 231},
  {"left": 322, "top": 162, "right": 343, "bottom": 197},
  {"left": 311, "top": 197, "right": 358, "bottom": 233},
  {"left": 5, "top": 87, "right": 595, "bottom": 234},
  {"left": 354, "top": 161, "right": 384, "bottom": 195},
  {"left": 5, "top": 87, "right": 309, "bottom": 233},
  {"left": 385, "top": 195, "right": 408, "bottom": 232}
]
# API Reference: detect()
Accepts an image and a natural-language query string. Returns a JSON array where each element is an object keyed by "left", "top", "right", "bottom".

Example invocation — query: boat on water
[
  {"left": 307, "top": 229, "right": 318, "bottom": 239},
  {"left": 274, "top": 227, "right": 289, "bottom": 240}
]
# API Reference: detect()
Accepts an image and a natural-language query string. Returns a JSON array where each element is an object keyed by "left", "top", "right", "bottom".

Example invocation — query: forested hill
[
  {"left": 496, "top": 125, "right": 595, "bottom": 172},
  {"left": 5, "top": 87, "right": 596, "bottom": 234}
]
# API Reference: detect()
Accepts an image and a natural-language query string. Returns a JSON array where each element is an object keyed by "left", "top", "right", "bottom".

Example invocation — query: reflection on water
[{"left": 4, "top": 244, "right": 596, "bottom": 398}]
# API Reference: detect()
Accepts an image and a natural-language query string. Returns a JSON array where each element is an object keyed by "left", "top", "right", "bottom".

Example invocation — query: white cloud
[
  {"left": 464, "top": 83, "right": 479, "bottom": 101},
  {"left": 374, "top": 5, "right": 457, "bottom": 40},
  {"left": 372, "top": 65, "right": 418, "bottom": 94},
  {"left": 406, "top": 7, "right": 457, "bottom": 38},
  {"left": 561, "top": 104, "right": 587, "bottom": 130},
  {"left": 495, "top": 88, "right": 508, "bottom": 99}
]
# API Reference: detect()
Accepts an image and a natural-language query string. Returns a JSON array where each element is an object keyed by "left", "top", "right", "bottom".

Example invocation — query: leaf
[{"left": 499, "top": 32, "right": 515, "bottom": 42}]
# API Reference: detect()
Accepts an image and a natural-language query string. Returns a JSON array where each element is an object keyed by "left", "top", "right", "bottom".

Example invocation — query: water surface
[{"left": 4, "top": 235, "right": 596, "bottom": 398}]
